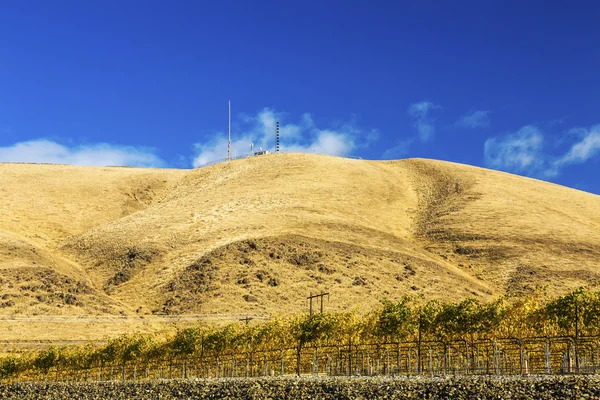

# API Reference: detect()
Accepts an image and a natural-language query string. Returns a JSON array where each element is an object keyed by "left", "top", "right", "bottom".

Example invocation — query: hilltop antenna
[
  {"left": 250, "top": 142, "right": 254, "bottom": 154},
  {"left": 275, "top": 121, "right": 280, "bottom": 152},
  {"left": 228, "top": 100, "right": 231, "bottom": 161}
]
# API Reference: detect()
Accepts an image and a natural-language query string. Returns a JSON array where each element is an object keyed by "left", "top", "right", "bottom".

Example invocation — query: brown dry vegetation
[{"left": 0, "top": 154, "right": 599, "bottom": 341}]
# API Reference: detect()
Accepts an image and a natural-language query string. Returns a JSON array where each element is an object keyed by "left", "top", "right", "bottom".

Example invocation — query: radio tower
[
  {"left": 275, "top": 121, "right": 280, "bottom": 152},
  {"left": 228, "top": 101, "right": 231, "bottom": 161}
]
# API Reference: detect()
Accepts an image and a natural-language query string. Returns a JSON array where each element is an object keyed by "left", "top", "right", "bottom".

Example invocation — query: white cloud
[
  {"left": 484, "top": 126, "right": 545, "bottom": 175},
  {"left": 407, "top": 101, "right": 441, "bottom": 119},
  {"left": 483, "top": 124, "right": 600, "bottom": 178},
  {"left": 457, "top": 110, "right": 491, "bottom": 129},
  {"left": 407, "top": 101, "right": 442, "bottom": 142},
  {"left": 554, "top": 126, "right": 600, "bottom": 167},
  {"left": 192, "top": 109, "right": 373, "bottom": 167},
  {"left": 283, "top": 130, "right": 354, "bottom": 156},
  {"left": 0, "top": 139, "right": 165, "bottom": 167}
]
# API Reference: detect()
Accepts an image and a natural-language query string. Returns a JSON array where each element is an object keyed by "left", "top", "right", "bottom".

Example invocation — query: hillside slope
[{"left": 1, "top": 154, "right": 599, "bottom": 336}]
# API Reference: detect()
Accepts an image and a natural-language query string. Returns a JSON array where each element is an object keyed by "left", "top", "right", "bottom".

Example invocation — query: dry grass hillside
[{"left": 1, "top": 154, "right": 599, "bottom": 340}]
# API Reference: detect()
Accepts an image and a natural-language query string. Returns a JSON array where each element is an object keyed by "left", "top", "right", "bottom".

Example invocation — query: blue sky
[{"left": 1, "top": 1, "right": 599, "bottom": 194}]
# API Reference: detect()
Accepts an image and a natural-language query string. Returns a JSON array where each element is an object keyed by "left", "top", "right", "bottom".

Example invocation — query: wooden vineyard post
[
  {"left": 347, "top": 340, "right": 352, "bottom": 376},
  {"left": 296, "top": 345, "right": 302, "bottom": 377},
  {"left": 386, "top": 348, "right": 390, "bottom": 376},
  {"left": 519, "top": 339, "right": 525, "bottom": 375},
  {"left": 545, "top": 340, "right": 551, "bottom": 374},
  {"left": 397, "top": 343, "right": 401, "bottom": 376},
  {"left": 428, "top": 347, "right": 433, "bottom": 377},
  {"left": 417, "top": 313, "right": 422, "bottom": 374},
  {"left": 443, "top": 343, "right": 448, "bottom": 375},
  {"left": 314, "top": 347, "right": 318, "bottom": 376},
  {"left": 464, "top": 341, "right": 469, "bottom": 375},
  {"left": 264, "top": 354, "right": 268, "bottom": 376}
]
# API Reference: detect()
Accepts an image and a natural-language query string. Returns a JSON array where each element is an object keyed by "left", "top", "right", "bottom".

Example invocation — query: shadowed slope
[{"left": 405, "top": 159, "right": 600, "bottom": 295}]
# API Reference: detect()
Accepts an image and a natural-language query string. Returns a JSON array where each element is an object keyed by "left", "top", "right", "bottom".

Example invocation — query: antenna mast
[
  {"left": 228, "top": 100, "right": 231, "bottom": 161},
  {"left": 276, "top": 121, "right": 280, "bottom": 152}
]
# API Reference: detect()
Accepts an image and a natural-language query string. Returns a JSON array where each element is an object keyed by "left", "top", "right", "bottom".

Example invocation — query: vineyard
[{"left": 3, "top": 287, "right": 600, "bottom": 382}]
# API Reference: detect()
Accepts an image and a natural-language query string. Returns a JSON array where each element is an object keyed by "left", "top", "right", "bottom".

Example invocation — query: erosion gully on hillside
[{"left": 0, "top": 154, "right": 599, "bottom": 343}]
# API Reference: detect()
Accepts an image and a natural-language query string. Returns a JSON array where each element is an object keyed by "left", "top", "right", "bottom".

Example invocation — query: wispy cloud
[
  {"left": 380, "top": 100, "right": 441, "bottom": 160},
  {"left": 192, "top": 109, "right": 377, "bottom": 167},
  {"left": 456, "top": 110, "right": 491, "bottom": 129},
  {"left": 0, "top": 140, "right": 165, "bottom": 167},
  {"left": 484, "top": 126, "right": 545, "bottom": 175},
  {"left": 407, "top": 101, "right": 442, "bottom": 142},
  {"left": 554, "top": 126, "right": 600, "bottom": 167},
  {"left": 484, "top": 124, "right": 600, "bottom": 177}
]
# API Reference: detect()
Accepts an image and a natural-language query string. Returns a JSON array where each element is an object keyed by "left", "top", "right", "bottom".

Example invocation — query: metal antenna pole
[
  {"left": 275, "top": 121, "right": 280, "bottom": 152},
  {"left": 228, "top": 100, "right": 231, "bottom": 161}
]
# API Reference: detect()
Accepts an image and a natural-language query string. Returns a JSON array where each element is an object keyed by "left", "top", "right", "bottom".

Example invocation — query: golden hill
[{"left": 1, "top": 154, "right": 599, "bottom": 340}]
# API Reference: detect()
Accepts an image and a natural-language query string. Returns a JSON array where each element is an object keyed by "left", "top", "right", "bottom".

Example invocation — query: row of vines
[{"left": 2, "top": 287, "right": 600, "bottom": 381}]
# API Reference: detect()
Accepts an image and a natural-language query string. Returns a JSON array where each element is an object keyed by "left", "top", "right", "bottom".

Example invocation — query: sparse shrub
[
  {"left": 352, "top": 276, "right": 368, "bottom": 286},
  {"left": 0, "top": 356, "right": 21, "bottom": 380},
  {"left": 243, "top": 294, "right": 258, "bottom": 302},
  {"left": 288, "top": 252, "right": 320, "bottom": 268}
]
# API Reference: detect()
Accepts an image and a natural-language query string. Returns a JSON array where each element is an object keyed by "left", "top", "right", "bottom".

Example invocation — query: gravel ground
[{"left": 1, "top": 375, "right": 599, "bottom": 399}]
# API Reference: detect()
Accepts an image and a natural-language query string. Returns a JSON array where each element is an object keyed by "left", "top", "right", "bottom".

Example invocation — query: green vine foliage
[{"left": 2, "top": 287, "right": 600, "bottom": 380}]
